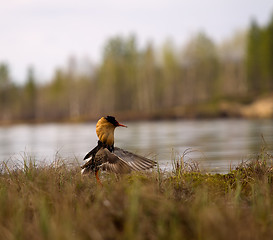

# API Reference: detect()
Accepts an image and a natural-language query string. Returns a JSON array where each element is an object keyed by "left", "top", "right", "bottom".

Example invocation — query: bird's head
[{"left": 96, "top": 116, "right": 127, "bottom": 146}]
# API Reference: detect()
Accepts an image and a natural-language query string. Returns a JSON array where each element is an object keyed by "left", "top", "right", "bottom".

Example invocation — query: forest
[{"left": 1, "top": 15, "right": 273, "bottom": 123}]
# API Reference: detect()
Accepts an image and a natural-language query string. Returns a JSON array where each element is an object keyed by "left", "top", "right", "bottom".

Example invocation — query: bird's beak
[{"left": 117, "top": 122, "right": 127, "bottom": 128}]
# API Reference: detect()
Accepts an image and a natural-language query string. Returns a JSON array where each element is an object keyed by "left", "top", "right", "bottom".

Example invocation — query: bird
[{"left": 81, "top": 116, "right": 156, "bottom": 184}]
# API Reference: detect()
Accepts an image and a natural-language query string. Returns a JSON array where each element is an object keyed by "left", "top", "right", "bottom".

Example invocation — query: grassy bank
[{"left": 0, "top": 151, "right": 273, "bottom": 240}]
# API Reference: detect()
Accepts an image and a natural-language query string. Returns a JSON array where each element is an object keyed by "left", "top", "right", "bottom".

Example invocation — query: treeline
[
  {"left": 247, "top": 16, "right": 273, "bottom": 95},
  {"left": 0, "top": 15, "right": 273, "bottom": 123}
]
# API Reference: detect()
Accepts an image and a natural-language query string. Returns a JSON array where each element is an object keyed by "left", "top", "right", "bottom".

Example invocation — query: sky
[{"left": 0, "top": 0, "right": 272, "bottom": 83}]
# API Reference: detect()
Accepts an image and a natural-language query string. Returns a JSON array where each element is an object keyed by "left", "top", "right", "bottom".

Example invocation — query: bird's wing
[
  {"left": 83, "top": 144, "right": 101, "bottom": 160},
  {"left": 96, "top": 148, "right": 132, "bottom": 174},
  {"left": 113, "top": 147, "right": 156, "bottom": 171}
]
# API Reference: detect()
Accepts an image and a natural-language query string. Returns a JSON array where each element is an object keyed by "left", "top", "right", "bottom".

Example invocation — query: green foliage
[
  {"left": 0, "top": 64, "right": 11, "bottom": 118},
  {"left": 246, "top": 15, "right": 273, "bottom": 96},
  {"left": 181, "top": 32, "right": 219, "bottom": 103},
  {"left": 22, "top": 67, "right": 37, "bottom": 120},
  {"left": 98, "top": 35, "right": 139, "bottom": 112},
  {"left": 0, "top": 63, "right": 10, "bottom": 88},
  {"left": 2, "top": 12, "right": 273, "bottom": 123}
]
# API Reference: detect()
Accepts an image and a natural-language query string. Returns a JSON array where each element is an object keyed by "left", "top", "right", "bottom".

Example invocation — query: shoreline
[{"left": 1, "top": 95, "right": 272, "bottom": 126}]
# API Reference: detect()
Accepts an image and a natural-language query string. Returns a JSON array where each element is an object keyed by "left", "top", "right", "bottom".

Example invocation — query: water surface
[{"left": 0, "top": 119, "right": 272, "bottom": 173}]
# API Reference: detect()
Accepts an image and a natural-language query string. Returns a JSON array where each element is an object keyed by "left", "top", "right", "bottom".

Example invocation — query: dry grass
[{"left": 0, "top": 150, "right": 272, "bottom": 240}]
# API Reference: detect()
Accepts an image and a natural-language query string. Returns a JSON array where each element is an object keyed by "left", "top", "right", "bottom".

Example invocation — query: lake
[{"left": 0, "top": 119, "right": 272, "bottom": 173}]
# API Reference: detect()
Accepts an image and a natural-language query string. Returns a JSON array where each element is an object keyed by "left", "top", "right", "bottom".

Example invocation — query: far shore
[{"left": 0, "top": 95, "right": 273, "bottom": 126}]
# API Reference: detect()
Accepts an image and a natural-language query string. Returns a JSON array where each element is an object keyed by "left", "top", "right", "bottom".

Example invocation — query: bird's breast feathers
[
  {"left": 96, "top": 118, "right": 115, "bottom": 146},
  {"left": 96, "top": 130, "right": 114, "bottom": 146}
]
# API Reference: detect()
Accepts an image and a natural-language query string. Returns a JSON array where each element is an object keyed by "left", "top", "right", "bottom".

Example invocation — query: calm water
[{"left": 0, "top": 119, "right": 272, "bottom": 173}]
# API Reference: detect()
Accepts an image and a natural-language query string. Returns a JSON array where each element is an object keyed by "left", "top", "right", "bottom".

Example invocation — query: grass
[{"left": 0, "top": 150, "right": 272, "bottom": 240}]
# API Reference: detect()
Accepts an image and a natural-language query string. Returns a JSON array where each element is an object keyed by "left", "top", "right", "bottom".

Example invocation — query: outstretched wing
[
  {"left": 113, "top": 147, "right": 156, "bottom": 171},
  {"left": 96, "top": 148, "right": 133, "bottom": 174},
  {"left": 82, "top": 147, "right": 156, "bottom": 174}
]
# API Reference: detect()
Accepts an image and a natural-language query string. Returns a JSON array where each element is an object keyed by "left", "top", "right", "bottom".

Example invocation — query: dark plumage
[{"left": 81, "top": 116, "right": 156, "bottom": 183}]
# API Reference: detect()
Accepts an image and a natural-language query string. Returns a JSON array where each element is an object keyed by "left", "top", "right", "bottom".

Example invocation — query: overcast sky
[{"left": 0, "top": 0, "right": 272, "bottom": 83}]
